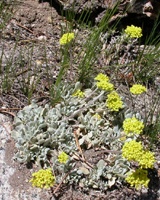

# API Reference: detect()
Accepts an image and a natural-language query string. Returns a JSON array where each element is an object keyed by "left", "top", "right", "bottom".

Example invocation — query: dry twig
[
  {"left": 16, "top": 22, "right": 38, "bottom": 37},
  {"left": 0, "top": 110, "right": 16, "bottom": 117},
  {"left": 53, "top": 170, "right": 72, "bottom": 195},
  {"left": 73, "top": 128, "right": 86, "bottom": 162}
]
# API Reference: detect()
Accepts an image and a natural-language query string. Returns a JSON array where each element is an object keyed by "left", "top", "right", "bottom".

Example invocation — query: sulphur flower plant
[
  {"left": 58, "top": 152, "right": 69, "bottom": 164},
  {"left": 130, "top": 84, "right": 147, "bottom": 95},
  {"left": 125, "top": 25, "right": 143, "bottom": 38},
  {"left": 29, "top": 168, "right": 55, "bottom": 189},
  {"left": 123, "top": 117, "right": 144, "bottom": 135},
  {"left": 60, "top": 33, "right": 75, "bottom": 45}
]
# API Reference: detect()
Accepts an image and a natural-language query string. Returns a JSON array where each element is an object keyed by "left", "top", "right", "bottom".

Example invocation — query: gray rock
[{"left": 53, "top": 0, "right": 160, "bottom": 23}]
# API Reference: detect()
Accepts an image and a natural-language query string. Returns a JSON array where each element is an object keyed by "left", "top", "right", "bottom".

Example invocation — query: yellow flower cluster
[
  {"left": 139, "top": 151, "right": 156, "bottom": 169},
  {"left": 125, "top": 25, "right": 143, "bottom": 38},
  {"left": 72, "top": 89, "right": 85, "bottom": 98},
  {"left": 123, "top": 117, "right": 144, "bottom": 135},
  {"left": 130, "top": 84, "right": 147, "bottom": 95},
  {"left": 95, "top": 73, "right": 114, "bottom": 91},
  {"left": 95, "top": 73, "right": 109, "bottom": 82},
  {"left": 125, "top": 169, "right": 150, "bottom": 190},
  {"left": 122, "top": 140, "right": 156, "bottom": 169},
  {"left": 60, "top": 33, "right": 75, "bottom": 45},
  {"left": 106, "top": 91, "right": 123, "bottom": 111},
  {"left": 29, "top": 168, "right": 55, "bottom": 189},
  {"left": 93, "top": 114, "right": 101, "bottom": 120},
  {"left": 58, "top": 152, "right": 69, "bottom": 164},
  {"left": 122, "top": 140, "right": 143, "bottom": 161}
]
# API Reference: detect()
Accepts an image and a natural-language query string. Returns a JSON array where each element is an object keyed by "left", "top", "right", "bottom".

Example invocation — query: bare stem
[
  {"left": 53, "top": 169, "right": 72, "bottom": 194},
  {"left": 69, "top": 42, "right": 73, "bottom": 79},
  {"left": 59, "top": 90, "right": 104, "bottom": 122}
]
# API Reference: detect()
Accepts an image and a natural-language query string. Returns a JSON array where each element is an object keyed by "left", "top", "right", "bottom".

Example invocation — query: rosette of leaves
[
  {"left": 11, "top": 101, "right": 79, "bottom": 166},
  {"left": 11, "top": 83, "right": 89, "bottom": 166}
]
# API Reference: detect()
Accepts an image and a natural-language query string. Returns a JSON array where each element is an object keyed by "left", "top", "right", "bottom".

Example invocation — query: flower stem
[{"left": 60, "top": 90, "right": 104, "bottom": 122}]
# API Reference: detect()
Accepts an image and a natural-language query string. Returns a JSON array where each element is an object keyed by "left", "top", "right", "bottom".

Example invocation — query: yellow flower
[
  {"left": 60, "top": 33, "right": 75, "bottom": 45},
  {"left": 123, "top": 117, "right": 144, "bottom": 135},
  {"left": 96, "top": 81, "right": 114, "bottom": 91},
  {"left": 72, "top": 89, "right": 85, "bottom": 98},
  {"left": 125, "top": 169, "right": 150, "bottom": 190},
  {"left": 120, "top": 133, "right": 126, "bottom": 141},
  {"left": 58, "top": 152, "right": 69, "bottom": 164},
  {"left": 139, "top": 151, "right": 156, "bottom": 169},
  {"left": 95, "top": 73, "right": 109, "bottom": 82},
  {"left": 125, "top": 25, "right": 143, "bottom": 38},
  {"left": 122, "top": 140, "right": 156, "bottom": 169},
  {"left": 95, "top": 73, "right": 114, "bottom": 91},
  {"left": 93, "top": 114, "right": 101, "bottom": 120},
  {"left": 130, "top": 84, "right": 147, "bottom": 95},
  {"left": 106, "top": 91, "right": 123, "bottom": 111},
  {"left": 29, "top": 168, "right": 55, "bottom": 189},
  {"left": 122, "top": 140, "right": 143, "bottom": 161}
]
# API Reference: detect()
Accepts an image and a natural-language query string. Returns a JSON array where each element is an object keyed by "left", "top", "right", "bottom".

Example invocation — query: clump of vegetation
[{"left": 11, "top": 72, "right": 157, "bottom": 191}]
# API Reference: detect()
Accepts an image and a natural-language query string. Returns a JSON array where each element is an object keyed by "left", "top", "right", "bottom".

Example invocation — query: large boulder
[{"left": 53, "top": 0, "right": 160, "bottom": 23}]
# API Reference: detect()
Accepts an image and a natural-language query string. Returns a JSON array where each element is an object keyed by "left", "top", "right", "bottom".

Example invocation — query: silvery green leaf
[
  {"left": 24, "top": 106, "right": 33, "bottom": 113},
  {"left": 40, "top": 107, "right": 48, "bottom": 117},
  {"left": 77, "top": 169, "right": 83, "bottom": 175},
  {"left": 55, "top": 103, "right": 61, "bottom": 110},
  {"left": 38, "top": 123, "right": 47, "bottom": 130},
  {"left": 92, "top": 139, "right": 99, "bottom": 146},
  {"left": 14, "top": 152, "right": 27, "bottom": 163},
  {"left": 75, "top": 82, "right": 82, "bottom": 90},
  {"left": 48, "top": 127, "right": 54, "bottom": 132},
  {"left": 14, "top": 117, "right": 22, "bottom": 123},
  {"left": 136, "top": 113, "right": 141, "bottom": 120},
  {"left": 125, "top": 112, "right": 132, "bottom": 119},
  {"left": 113, "top": 125, "right": 120, "bottom": 134},
  {"left": 36, "top": 133, "right": 43, "bottom": 140},
  {"left": 97, "top": 168, "right": 103, "bottom": 179},
  {"left": 11, "top": 130, "right": 20, "bottom": 138},
  {"left": 108, "top": 177, "right": 116, "bottom": 188},
  {"left": 88, "top": 131, "right": 93, "bottom": 138},
  {"left": 97, "top": 159, "right": 105, "bottom": 169},
  {"left": 17, "top": 112, "right": 25, "bottom": 119},
  {"left": 17, "top": 138, "right": 26, "bottom": 145},
  {"left": 37, "top": 139, "right": 45, "bottom": 145},
  {"left": 79, "top": 167, "right": 90, "bottom": 175},
  {"left": 30, "top": 137, "right": 38, "bottom": 143},
  {"left": 43, "top": 139, "right": 51, "bottom": 147},
  {"left": 106, "top": 173, "right": 112, "bottom": 179},
  {"left": 30, "top": 144, "right": 39, "bottom": 151},
  {"left": 78, "top": 124, "right": 85, "bottom": 129},
  {"left": 79, "top": 137, "right": 84, "bottom": 145}
]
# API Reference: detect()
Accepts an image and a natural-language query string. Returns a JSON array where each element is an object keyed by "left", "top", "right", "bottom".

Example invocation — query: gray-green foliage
[
  {"left": 11, "top": 99, "right": 78, "bottom": 165},
  {"left": 12, "top": 82, "right": 131, "bottom": 188},
  {"left": 80, "top": 157, "right": 130, "bottom": 190}
]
